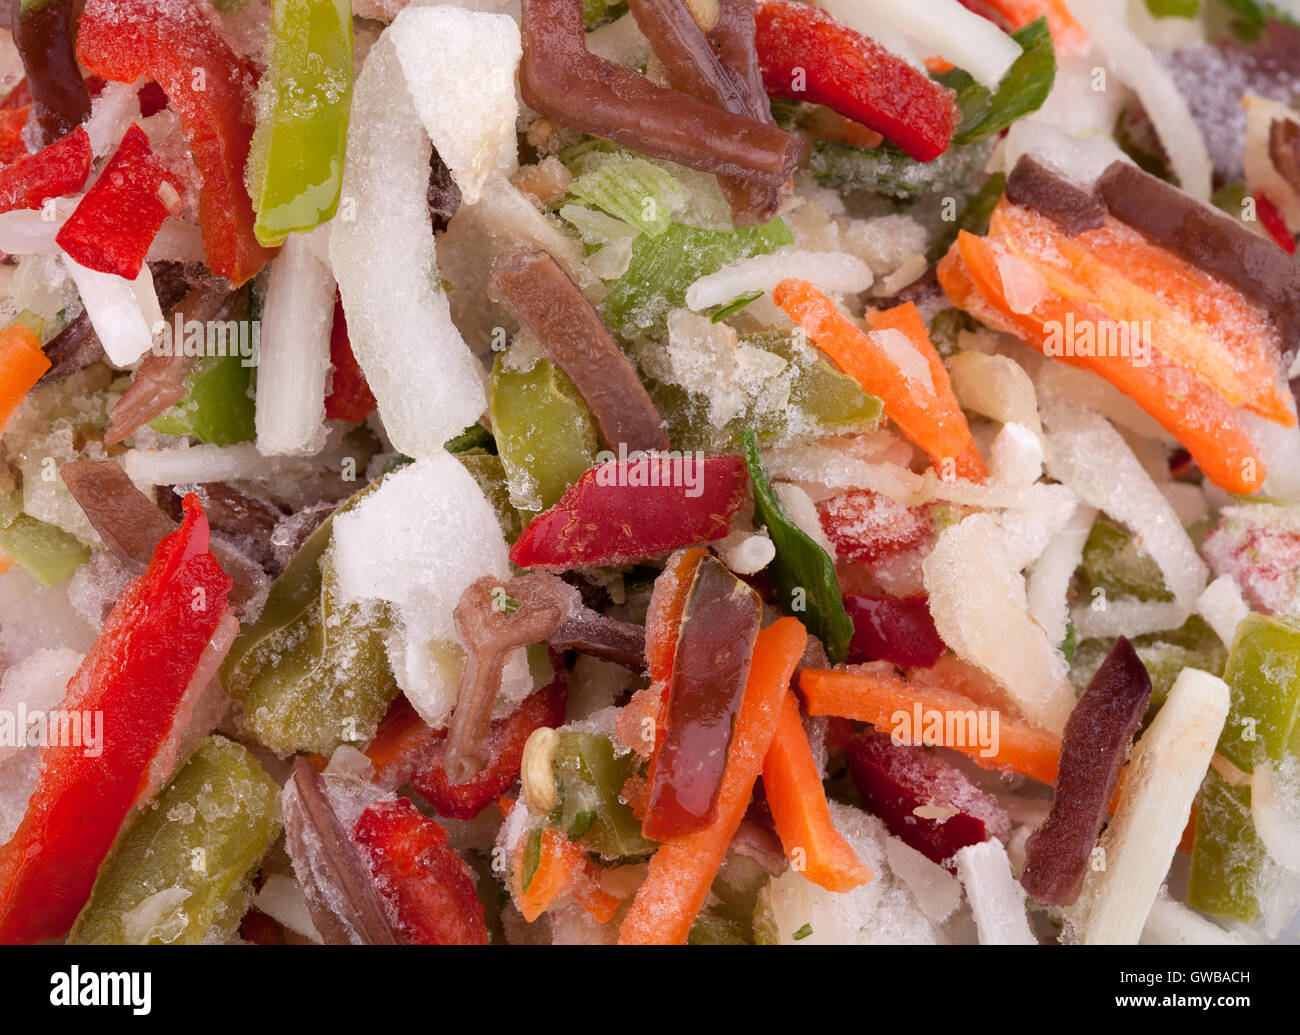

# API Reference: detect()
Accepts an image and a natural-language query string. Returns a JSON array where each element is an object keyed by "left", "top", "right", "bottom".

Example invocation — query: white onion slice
[
  {"left": 953, "top": 840, "right": 1035, "bottom": 945},
  {"left": 685, "top": 249, "right": 872, "bottom": 311},
  {"left": 61, "top": 255, "right": 162, "bottom": 367}
]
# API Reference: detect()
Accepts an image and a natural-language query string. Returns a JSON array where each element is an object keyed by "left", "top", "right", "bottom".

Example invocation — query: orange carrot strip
[
  {"left": 983, "top": 0, "right": 1088, "bottom": 55},
  {"left": 619, "top": 616, "right": 808, "bottom": 945},
  {"left": 0, "top": 324, "right": 50, "bottom": 431},
  {"left": 798, "top": 666, "right": 1062, "bottom": 786},
  {"left": 763, "top": 690, "right": 872, "bottom": 892},
  {"left": 773, "top": 280, "right": 986, "bottom": 482},
  {"left": 938, "top": 231, "right": 1268, "bottom": 495},
  {"left": 990, "top": 202, "right": 1294, "bottom": 425},
  {"left": 514, "top": 827, "right": 586, "bottom": 923}
]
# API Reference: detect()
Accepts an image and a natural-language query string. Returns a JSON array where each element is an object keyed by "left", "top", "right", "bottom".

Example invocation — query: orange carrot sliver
[
  {"left": 619, "top": 617, "right": 808, "bottom": 945},
  {"left": 938, "top": 231, "right": 1268, "bottom": 496},
  {"left": 798, "top": 666, "right": 1061, "bottom": 786},
  {"left": 514, "top": 828, "right": 585, "bottom": 923},
  {"left": 773, "top": 280, "right": 985, "bottom": 482},
  {"left": 984, "top": 0, "right": 1088, "bottom": 54},
  {"left": 763, "top": 691, "right": 872, "bottom": 893},
  {"left": 0, "top": 324, "right": 50, "bottom": 431}
]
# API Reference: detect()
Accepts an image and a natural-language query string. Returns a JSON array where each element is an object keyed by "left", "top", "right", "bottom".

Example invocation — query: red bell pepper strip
[
  {"left": 56, "top": 124, "right": 181, "bottom": 279},
  {"left": 753, "top": 0, "right": 959, "bottom": 163},
  {"left": 1256, "top": 192, "right": 1297, "bottom": 256},
  {"left": 509, "top": 455, "right": 749, "bottom": 571},
  {"left": 1, "top": 80, "right": 33, "bottom": 110},
  {"left": 324, "top": 292, "right": 378, "bottom": 423},
  {"left": 410, "top": 672, "right": 567, "bottom": 820},
  {"left": 352, "top": 799, "right": 489, "bottom": 945},
  {"left": 0, "top": 495, "right": 233, "bottom": 944},
  {"left": 76, "top": 0, "right": 276, "bottom": 285},
  {"left": 845, "top": 594, "right": 946, "bottom": 668},
  {"left": 0, "top": 126, "right": 90, "bottom": 216}
]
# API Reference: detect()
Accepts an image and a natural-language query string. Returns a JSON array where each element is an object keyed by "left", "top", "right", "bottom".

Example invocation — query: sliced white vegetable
[
  {"left": 885, "top": 837, "right": 962, "bottom": 923},
  {"left": 923, "top": 512, "right": 1073, "bottom": 734},
  {"left": 329, "top": 451, "right": 531, "bottom": 727},
  {"left": 1251, "top": 759, "right": 1300, "bottom": 874},
  {"left": 388, "top": 5, "right": 521, "bottom": 205},
  {"left": 61, "top": 255, "right": 162, "bottom": 367},
  {"left": 1242, "top": 410, "right": 1300, "bottom": 505},
  {"left": 684, "top": 249, "right": 872, "bottom": 312},
  {"left": 255, "top": 227, "right": 334, "bottom": 457},
  {"left": 146, "top": 219, "right": 207, "bottom": 264},
  {"left": 948, "top": 351, "right": 1041, "bottom": 434},
  {"left": 253, "top": 874, "right": 323, "bottom": 945},
  {"left": 1027, "top": 503, "right": 1097, "bottom": 648},
  {"left": 1140, "top": 894, "right": 1252, "bottom": 946},
  {"left": 1043, "top": 400, "right": 1207, "bottom": 610},
  {"left": 1071, "top": 667, "right": 1231, "bottom": 945},
  {"left": 773, "top": 481, "right": 836, "bottom": 557},
  {"left": 1071, "top": 598, "right": 1191, "bottom": 640},
  {"left": 0, "top": 198, "right": 78, "bottom": 255},
  {"left": 836, "top": 0, "right": 1019, "bottom": 90},
  {"left": 84, "top": 80, "right": 140, "bottom": 157},
  {"left": 330, "top": 25, "right": 488, "bottom": 458},
  {"left": 0, "top": 648, "right": 83, "bottom": 766},
  {"left": 953, "top": 840, "right": 1035, "bottom": 945},
  {"left": 1000, "top": 121, "right": 1132, "bottom": 187},
  {"left": 816, "top": 0, "right": 924, "bottom": 71},
  {"left": 1071, "top": 0, "right": 1211, "bottom": 201},
  {"left": 585, "top": 10, "right": 652, "bottom": 68},
  {"left": 1197, "top": 575, "right": 1250, "bottom": 649}
]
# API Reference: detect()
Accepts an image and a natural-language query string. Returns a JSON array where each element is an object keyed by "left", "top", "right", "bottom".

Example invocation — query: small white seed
[
  {"left": 521, "top": 726, "right": 560, "bottom": 814},
  {"left": 683, "top": 0, "right": 720, "bottom": 33}
]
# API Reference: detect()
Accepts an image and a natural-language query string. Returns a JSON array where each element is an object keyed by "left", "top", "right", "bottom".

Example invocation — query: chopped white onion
[
  {"left": 1070, "top": 667, "right": 1231, "bottom": 945},
  {"left": 1196, "top": 575, "right": 1250, "bottom": 648},
  {"left": 1071, "top": 0, "right": 1211, "bottom": 201},
  {"left": 255, "top": 227, "right": 334, "bottom": 457},
  {"left": 0, "top": 197, "right": 79, "bottom": 255},
  {"left": 1071, "top": 598, "right": 1192, "bottom": 640},
  {"left": 953, "top": 840, "right": 1035, "bottom": 945},
  {"left": 61, "top": 255, "right": 162, "bottom": 367},
  {"left": 1027, "top": 503, "right": 1097, "bottom": 654},
  {"left": 388, "top": 5, "right": 521, "bottom": 205},
  {"left": 84, "top": 81, "right": 141, "bottom": 157},
  {"left": 1243, "top": 410, "right": 1300, "bottom": 505},
  {"left": 1141, "top": 894, "right": 1252, "bottom": 946},
  {"left": 685, "top": 249, "right": 872, "bottom": 312},
  {"left": 329, "top": 24, "right": 489, "bottom": 459},
  {"left": 145, "top": 219, "right": 207, "bottom": 264},
  {"left": 773, "top": 481, "right": 836, "bottom": 557},
  {"left": 948, "top": 350, "right": 1042, "bottom": 434}
]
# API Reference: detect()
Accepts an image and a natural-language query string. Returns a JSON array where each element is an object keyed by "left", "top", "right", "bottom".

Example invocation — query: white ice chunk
[{"left": 0, "top": 648, "right": 82, "bottom": 765}]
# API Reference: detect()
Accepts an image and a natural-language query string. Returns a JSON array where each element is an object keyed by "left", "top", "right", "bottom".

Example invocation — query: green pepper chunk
[
  {"left": 1186, "top": 769, "right": 1268, "bottom": 922},
  {"left": 246, "top": 0, "right": 353, "bottom": 246},
  {"left": 0, "top": 492, "right": 89, "bottom": 586},
  {"left": 741, "top": 427, "right": 854, "bottom": 663},
  {"left": 69, "top": 737, "right": 281, "bottom": 944},
  {"left": 550, "top": 731, "right": 654, "bottom": 860},
  {"left": 1078, "top": 518, "right": 1173, "bottom": 603},
  {"left": 456, "top": 450, "right": 528, "bottom": 545},
  {"left": 490, "top": 348, "right": 600, "bottom": 512},
  {"left": 220, "top": 484, "right": 399, "bottom": 756},
  {"left": 1217, "top": 614, "right": 1300, "bottom": 772},
  {"left": 150, "top": 351, "right": 256, "bottom": 445},
  {"left": 645, "top": 331, "right": 882, "bottom": 452}
]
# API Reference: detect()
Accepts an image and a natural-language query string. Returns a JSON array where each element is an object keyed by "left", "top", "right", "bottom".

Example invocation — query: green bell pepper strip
[
  {"left": 1187, "top": 769, "right": 1269, "bottom": 922},
  {"left": 1078, "top": 518, "right": 1173, "bottom": 603},
  {"left": 0, "top": 492, "right": 89, "bottom": 586},
  {"left": 150, "top": 351, "right": 256, "bottom": 445},
  {"left": 741, "top": 426, "right": 853, "bottom": 663},
  {"left": 246, "top": 0, "right": 354, "bottom": 246},
  {"left": 69, "top": 736, "right": 282, "bottom": 944},
  {"left": 490, "top": 349, "right": 601, "bottom": 513},
  {"left": 550, "top": 730, "right": 654, "bottom": 860}
]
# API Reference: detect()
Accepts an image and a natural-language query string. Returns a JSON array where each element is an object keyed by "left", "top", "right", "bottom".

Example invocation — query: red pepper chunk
[
  {"left": 753, "top": 1, "right": 958, "bottom": 163},
  {"left": 844, "top": 594, "right": 946, "bottom": 668},
  {"left": 352, "top": 799, "right": 489, "bottom": 946},
  {"left": 0, "top": 109, "right": 29, "bottom": 166},
  {"left": 324, "top": 292, "right": 377, "bottom": 423},
  {"left": 77, "top": 0, "right": 275, "bottom": 285},
  {"left": 0, "top": 126, "right": 91, "bottom": 216},
  {"left": 411, "top": 672, "right": 567, "bottom": 820},
  {"left": 509, "top": 455, "right": 749, "bottom": 572},
  {"left": 642, "top": 555, "right": 762, "bottom": 842},
  {"left": 1255, "top": 192, "right": 1297, "bottom": 256},
  {"left": 0, "top": 495, "right": 233, "bottom": 944},
  {"left": 56, "top": 124, "right": 180, "bottom": 279}
]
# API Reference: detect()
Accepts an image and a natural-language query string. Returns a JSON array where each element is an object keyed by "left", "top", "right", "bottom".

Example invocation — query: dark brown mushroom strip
[
  {"left": 729, "top": 817, "right": 789, "bottom": 876},
  {"left": 519, "top": 0, "right": 798, "bottom": 186},
  {"left": 1020, "top": 637, "right": 1151, "bottom": 907},
  {"left": 36, "top": 311, "right": 101, "bottom": 385},
  {"left": 104, "top": 280, "right": 243, "bottom": 445},
  {"left": 281, "top": 757, "right": 399, "bottom": 946},
  {"left": 1096, "top": 160, "right": 1300, "bottom": 356},
  {"left": 548, "top": 608, "right": 647, "bottom": 671},
  {"left": 1269, "top": 118, "right": 1300, "bottom": 196},
  {"left": 268, "top": 500, "right": 338, "bottom": 575},
  {"left": 60, "top": 460, "right": 268, "bottom": 619},
  {"left": 428, "top": 147, "right": 462, "bottom": 233},
  {"left": 1005, "top": 154, "right": 1106, "bottom": 236},
  {"left": 443, "top": 573, "right": 581, "bottom": 785},
  {"left": 10, "top": 0, "right": 90, "bottom": 146},
  {"left": 159, "top": 482, "right": 283, "bottom": 571},
  {"left": 490, "top": 244, "right": 670, "bottom": 453}
]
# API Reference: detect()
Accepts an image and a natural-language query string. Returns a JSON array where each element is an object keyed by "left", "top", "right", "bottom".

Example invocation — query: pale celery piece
[
  {"left": 220, "top": 486, "right": 398, "bottom": 756},
  {"left": 568, "top": 151, "right": 682, "bottom": 237},
  {"left": 600, "top": 220, "right": 794, "bottom": 338},
  {"left": 0, "top": 492, "right": 89, "bottom": 587},
  {"left": 490, "top": 348, "right": 600, "bottom": 512},
  {"left": 69, "top": 737, "right": 281, "bottom": 944}
]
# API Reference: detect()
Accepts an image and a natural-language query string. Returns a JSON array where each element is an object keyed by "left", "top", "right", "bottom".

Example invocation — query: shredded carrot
[
  {"left": 363, "top": 694, "right": 437, "bottom": 785},
  {"left": 619, "top": 617, "right": 808, "bottom": 945},
  {"left": 922, "top": 56, "right": 954, "bottom": 75},
  {"left": 0, "top": 324, "right": 50, "bottom": 432},
  {"left": 798, "top": 666, "right": 1062, "bottom": 785},
  {"left": 982, "top": 0, "right": 1088, "bottom": 54},
  {"left": 0, "top": 553, "right": 12, "bottom": 575},
  {"left": 513, "top": 826, "right": 618, "bottom": 924},
  {"left": 840, "top": 117, "right": 884, "bottom": 149},
  {"left": 773, "top": 280, "right": 986, "bottom": 482},
  {"left": 938, "top": 230, "right": 1269, "bottom": 496},
  {"left": 763, "top": 690, "right": 872, "bottom": 892}
]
